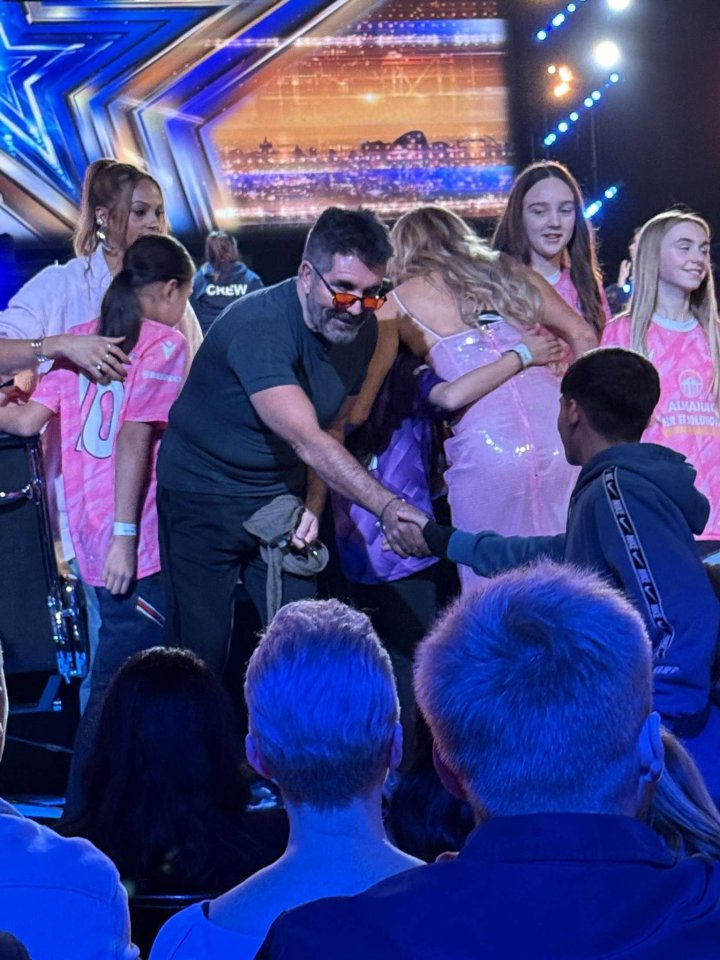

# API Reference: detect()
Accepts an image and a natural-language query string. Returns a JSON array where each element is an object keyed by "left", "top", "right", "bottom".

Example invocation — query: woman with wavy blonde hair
[
  {"left": 350, "top": 204, "right": 597, "bottom": 591},
  {"left": 602, "top": 209, "right": 720, "bottom": 551}
]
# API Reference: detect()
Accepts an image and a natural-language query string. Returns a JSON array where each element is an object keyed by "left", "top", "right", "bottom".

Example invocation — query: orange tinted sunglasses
[{"left": 310, "top": 262, "right": 387, "bottom": 311}]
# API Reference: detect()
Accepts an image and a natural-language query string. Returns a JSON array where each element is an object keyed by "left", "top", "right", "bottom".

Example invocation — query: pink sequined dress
[{"left": 394, "top": 293, "right": 577, "bottom": 590}]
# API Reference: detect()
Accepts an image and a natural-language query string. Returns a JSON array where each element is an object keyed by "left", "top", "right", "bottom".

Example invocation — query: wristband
[
  {"left": 507, "top": 342, "right": 533, "bottom": 370},
  {"left": 377, "top": 495, "right": 405, "bottom": 533},
  {"left": 30, "top": 338, "right": 50, "bottom": 364},
  {"left": 113, "top": 522, "right": 137, "bottom": 537}
]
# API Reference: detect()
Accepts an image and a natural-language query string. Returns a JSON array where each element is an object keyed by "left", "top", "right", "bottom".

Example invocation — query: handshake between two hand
[{"left": 381, "top": 498, "right": 433, "bottom": 559}]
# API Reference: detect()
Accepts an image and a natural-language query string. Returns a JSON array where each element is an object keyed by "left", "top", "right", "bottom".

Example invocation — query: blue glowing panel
[{"left": 0, "top": 0, "right": 512, "bottom": 238}]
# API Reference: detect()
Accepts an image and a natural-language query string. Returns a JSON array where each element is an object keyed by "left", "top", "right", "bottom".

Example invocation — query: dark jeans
[
  {"left": 64, "top": 573, "right": 166, "bottom": 816},
  {"left": 157, "top": 486, "right": 316, "bottom": 675}
]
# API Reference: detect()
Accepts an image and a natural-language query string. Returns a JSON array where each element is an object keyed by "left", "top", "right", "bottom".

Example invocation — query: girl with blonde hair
[
  {"left": 354, "top": 204, "right": 597, "bottom": 590},
  {"left": 602, "top": 209, "right": 720, "bottom": 550}
]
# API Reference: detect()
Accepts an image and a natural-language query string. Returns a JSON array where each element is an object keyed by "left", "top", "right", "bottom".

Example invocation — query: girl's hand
[
  {"left": 45, "top": 335, "right": 130, "bottom": 383},
  {"left": 103, "top": 536, "right": 137, "bottom": 596},
  {"left": 522, "top": 328, "right": 566, "bottom": 367}
]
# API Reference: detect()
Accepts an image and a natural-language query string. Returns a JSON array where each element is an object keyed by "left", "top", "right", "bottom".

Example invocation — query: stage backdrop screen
[{"left": 0, "top": 0, "right": 513, "bottom": 240}]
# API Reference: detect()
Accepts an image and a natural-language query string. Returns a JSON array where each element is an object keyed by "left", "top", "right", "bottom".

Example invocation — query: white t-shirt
[
  {"left": 0, "top": 799, "right": 138, "bottom": 960},
  {"left": 149, "top": 902, "right": 262, "bottom": 960}
]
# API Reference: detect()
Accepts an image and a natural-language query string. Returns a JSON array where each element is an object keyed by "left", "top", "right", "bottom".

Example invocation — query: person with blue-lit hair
[
  {"left": 257, "top": 562, "right": 720, "bottom": 959},
  {"left": 150, "top": 599, "right": 421, "bottom": 960}
]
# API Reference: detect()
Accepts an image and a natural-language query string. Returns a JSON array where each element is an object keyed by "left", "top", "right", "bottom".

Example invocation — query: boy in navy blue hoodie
[{"left": 404, "top": 347, "right": 720, "bottom": 796}]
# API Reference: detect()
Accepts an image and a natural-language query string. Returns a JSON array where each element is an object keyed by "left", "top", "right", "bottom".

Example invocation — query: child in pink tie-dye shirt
[
  {"left": 603, "top": 209, "right": 720, "bottom": 547},
  {"left": 0, "top": 235, "right": 194, "bottom": 813}
]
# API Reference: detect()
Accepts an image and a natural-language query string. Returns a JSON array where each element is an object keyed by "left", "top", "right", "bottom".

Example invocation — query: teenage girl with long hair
[
  {"left": 0, "top": 234, "right": 193, "bottom": 810},
  {"left": 602, "top": 209, "right": 720, "bottom": 552},
  {"left": 492, "top": 161, "right": 611, "bottom": 334},
  {"left": 365, "top": 205, "right": 597, "bottom": 590}
]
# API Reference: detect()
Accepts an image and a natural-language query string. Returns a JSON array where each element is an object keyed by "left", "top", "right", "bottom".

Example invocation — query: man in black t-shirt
[{"left": 157, "top": 207, "right": 428, "bottom": 671}]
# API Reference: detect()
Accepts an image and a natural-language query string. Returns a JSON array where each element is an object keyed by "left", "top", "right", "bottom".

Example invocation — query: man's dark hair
[
  {"left": 561, "top": 347, "right": 660, "bottom": 442},
  {"left": 303, "top": 207, "right": 393, "bottom": 272}
]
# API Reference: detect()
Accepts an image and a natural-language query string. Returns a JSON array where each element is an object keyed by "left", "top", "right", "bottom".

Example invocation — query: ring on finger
[
  {"left": 104, "top": 350, "right": 111, "bottom": 361},
  {"left": 96, "top": 361, "right": 105, "bottom": 372}
]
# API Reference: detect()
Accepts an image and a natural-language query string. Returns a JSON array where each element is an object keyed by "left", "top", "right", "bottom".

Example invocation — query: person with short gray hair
[
  {"left": 256, "top": 563, "right": 720, "bottom": 959},
  {"left": 150, "top": 598, "right": 421, "bottom": 960}
]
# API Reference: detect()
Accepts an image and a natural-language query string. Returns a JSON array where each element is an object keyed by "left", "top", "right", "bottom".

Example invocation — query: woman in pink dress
[
  {"left": 602, "top": 210, "right": 720, "bottom": 553},
  {"left": 492, "top": 161, "right": 611, "bottom": 334},
  {"left": 373, "top": 205, "right": 597, "bottom": 589}
]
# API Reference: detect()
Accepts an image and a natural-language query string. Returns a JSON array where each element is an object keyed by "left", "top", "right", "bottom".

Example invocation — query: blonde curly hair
[{"left": 390, "top": 205, "right": 541, "bottom": 332}]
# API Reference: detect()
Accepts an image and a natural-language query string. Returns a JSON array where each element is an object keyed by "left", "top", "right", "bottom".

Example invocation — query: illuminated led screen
[{"left": 0, "top": 0, "right": 513, "bottom": 240}]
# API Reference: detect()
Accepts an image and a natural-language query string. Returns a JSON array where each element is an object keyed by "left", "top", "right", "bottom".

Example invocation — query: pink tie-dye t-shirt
[
  {"left": 602, "top": 314, "right": 720, "bottom": 539},
  {"left": 553, "top": 268, "right": 613, "bottom": 325},
  {"left": 32, "top": 319, "right": 186, "bottom": 585}
]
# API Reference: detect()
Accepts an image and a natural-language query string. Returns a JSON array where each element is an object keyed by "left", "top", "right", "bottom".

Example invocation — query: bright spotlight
[
  {"left": 607, "top": 0, "right": 631, "bottom": 9},
  {"left": 594, "top": 40, "right": 621, "bottom": 69}
]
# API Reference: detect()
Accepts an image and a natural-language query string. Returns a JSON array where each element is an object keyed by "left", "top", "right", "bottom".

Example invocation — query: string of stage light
[
  {"left": 535, "top": 0, "right": 632, "bottom": 42},
  {"left": 584, "top": 183, "right": 620, "bottom": 220},
  {"left": 535, "top": 0, "right": 590, "bottom": 42},
  {"left": 543, "top": 72, "right": 620, "bottom": 146}
]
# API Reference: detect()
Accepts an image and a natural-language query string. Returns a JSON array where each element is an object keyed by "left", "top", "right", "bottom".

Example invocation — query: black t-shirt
[{"left": 158, "top": 278, "right": 378, "bottom": 496}]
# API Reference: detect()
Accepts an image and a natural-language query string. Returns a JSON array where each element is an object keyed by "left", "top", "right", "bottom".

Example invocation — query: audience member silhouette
[
  {"left": 59, "top": 647, "right": 287, "bottom": 895},
  {"left": 257, "top": 562, "right": 720, "bottom": 959},
  {"left": 150, "top": 599, "right": 421, "bottom": 960}
]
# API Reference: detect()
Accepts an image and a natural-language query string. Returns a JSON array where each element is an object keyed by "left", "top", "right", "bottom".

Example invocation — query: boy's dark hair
[
  {"left": 561, "top": 347, "right": 660, "bottom": 442},
  {"left": 303, "top": 207, "right": 393, "bottom": 272}
]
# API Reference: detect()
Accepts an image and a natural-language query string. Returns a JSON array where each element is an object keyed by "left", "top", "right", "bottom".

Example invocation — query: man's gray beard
[{"left": 308, "top": 299, "right": 370, "bottom": 345}]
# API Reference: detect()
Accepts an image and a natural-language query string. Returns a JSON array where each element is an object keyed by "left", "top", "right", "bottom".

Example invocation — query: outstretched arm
[
  {"left": 526, "top": 270, "right": 599, "bottom": 358},
  {"left": 428, "top": 329, "right": 564, "bottom": 412},
  {"left": 0, "top": 334, "right": 129, "bottom": 382},
  {"left": 0, "top": 397, "right": 53, "bottom": 436},
  {"left": 250, "top": 384, "right": 428, "bottom": 558}
]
